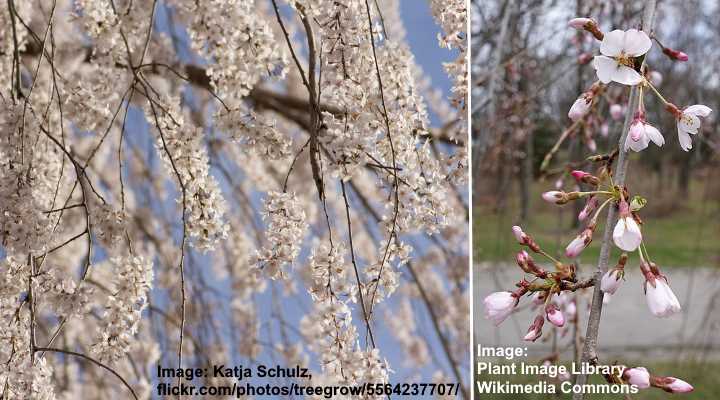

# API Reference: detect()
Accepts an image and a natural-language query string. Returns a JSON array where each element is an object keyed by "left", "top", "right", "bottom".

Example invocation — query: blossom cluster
[
  {"left": 255, "top": 191, "right": 308, "bottom": 280},
  {"left": 91, "top": 255, "right": 154, "bottom": 364},
  {"left": 152, "top": 98, "right": 229, "bottom": 252}
]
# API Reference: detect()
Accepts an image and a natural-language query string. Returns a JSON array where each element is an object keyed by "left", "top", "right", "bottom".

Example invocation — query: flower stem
[{"left": 645, "top": 80, "right": 669, "bottom": 105}]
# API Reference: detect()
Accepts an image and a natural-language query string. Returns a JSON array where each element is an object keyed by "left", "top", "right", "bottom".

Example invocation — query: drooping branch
[{"left": 572, "top": 2, "right": 657, "bottom": 398}]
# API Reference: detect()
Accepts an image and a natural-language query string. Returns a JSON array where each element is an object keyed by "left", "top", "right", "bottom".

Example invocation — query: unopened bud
[
  {"left": 545, "top": 304, "right": 565, "bottom": 327},
  {"left": 662, "top": 47, "right": 689, "bottom": 62},
  {"left": 524, "top": 315, "right": 545, "bottom": 342},
  {"left": 570, "top": 170, "right": 600, "bottom": 186}
]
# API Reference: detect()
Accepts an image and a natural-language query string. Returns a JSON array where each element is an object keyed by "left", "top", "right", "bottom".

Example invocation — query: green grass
[
  {"left": 474, "top": 179, "right": 720, "bottom": 268},
  {"left": 475, "top": 360, "right": 720, "bottom": 399}
]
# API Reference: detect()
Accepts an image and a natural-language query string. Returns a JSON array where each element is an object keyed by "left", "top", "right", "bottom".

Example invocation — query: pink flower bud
[
  {"left": 570, "top": 170, "right": 589, "bottom": 182},
  {"left": 610, "top": 104, "right": 624, "bottom": 120},
  {"left": 600, "top": 268, "right": 623, "bottom": 294},
  {"left": 623, "top": 367, "right": 650, "bottom": 389},
  {"left": 484, "top": 291, "right": 518, "bottom": 326},
  {"left": 545, "top": 304, "right": 565, "bottom": 327},
  {"left": 512, "top": 225, "right": 528, "bottom": 244},
  {"left": 578, "top": 196, "right": 598, "bottom": 221},
  {"left": 568, "top": 18, "right": 592, "bottom": 29},
  {"left": 532, "top": 292, "right": 545, "bottom": 306},
  {"left": 524, "top": 315, "right": 544, "bottom": 342},
  {"left": 542, "top": 191, "right": 565, "bottom": 204},
  {"left": 565, "top": 227, "right": 592, "bottom": 258},
  {"left": 568, "top": 96, "right": 591, "bottom": 121},
  {"left": 652, "top": 376, "right": 694, "bottom": 393},
  {"left": 663, "top": 47, "right": 689, "bottom": 62}
]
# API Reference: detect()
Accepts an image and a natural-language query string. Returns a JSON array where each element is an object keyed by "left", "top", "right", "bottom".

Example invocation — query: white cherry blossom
[
  {"left": 593, "top": 29, "right": 651, "bottom": 85},
  {"left": 675, "top": 104, "right": 712, "bottom": 151}
]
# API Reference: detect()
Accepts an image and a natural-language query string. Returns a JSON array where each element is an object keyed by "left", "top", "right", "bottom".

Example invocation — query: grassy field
[
  {"left": 473, "top": 178, "right": 720, "bottom": 268},
  {"left": 475, "top": 360, "right": 720, "bottom": 399}
]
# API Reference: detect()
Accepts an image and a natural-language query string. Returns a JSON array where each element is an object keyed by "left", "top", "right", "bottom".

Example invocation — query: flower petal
[
  {"left": 677, "top": 129, "right": 693, "bottom": 151},
  {"left": 593, "top": 56, "right": 617, "bottom": 84},
  {"left": 622, "top": 29, "right": 652, "bottom": 56},
  {"left": 600, "top": 30, "right": 625, "bottom": 56},
  {"left": 645, "top": 124, "right": 664, "bottom": 147},
  {"left": 612, "top": 65, "right": 643, "bottom": 85},
  {"left": 684, "top": 104, "right": 712, "bottom": 117},
  {"left": 625, "top": 130, "right": 649, "bottom": 152},
  {"left": 613, "top": 217, "right": 641, "bottom": 251},
  {"left": 679, "top": 113, "right": 701, "bottom": 133}
]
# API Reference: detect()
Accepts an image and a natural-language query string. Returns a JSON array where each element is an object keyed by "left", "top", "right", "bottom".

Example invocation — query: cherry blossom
[
  {"left": 671, "top": 104, "right": 713, "bottom": 151},
  {"left": 624, "top": 113, "right": 664, "bottom": 152},
  {"left": 612, "top": 201, "right": 642, "bottom": 251},
  {"left": 593, "top": 29, "right": 651, "bottom": 85},
  {"left": 645, "top": 277, "right": 681, "bottom": 318}
]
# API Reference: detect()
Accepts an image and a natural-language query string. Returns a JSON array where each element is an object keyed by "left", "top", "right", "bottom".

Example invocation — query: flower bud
[
  {"left": 568, "top": 96, "right": 592, "bottom": 121},
  {"left": 512, "top": 225, "right": 528, "bottom": 244},
  {"left": 542, "top": 191, "right": 565, "bottom": 204},
  {"left": 622, "top": 367, "right": 650, "bottom": 389},
  {"left": 565, "top": 225, "right": 594, "bottom": 258},
  {"left": 484, "top": 291, "right": 519, "bottom": 326},
  {"left": 570, "top": 170, "right": 600, "bottom": 186},
  {"left": 651, "top": 376, "right": 693, "bottom": 393},
  {"left": 662, "top": 47, "right": 689, "bottom": 62},
  {"left": 567, "top": 17, "right": 603, "bottom": 40},
  {"left": 545, "top": 304, "right": 565, "bottom": 327},
  {"left": 568, "top": 18, "right": 592, "bottom": 29},
  {"left": 577, "top": 53, "right": 593, "bottom": 65},
  {"left": 524, "top": 315, "right": 545, "bottom": 342},
  {"left": 515, "top": 250, "right": 533, "bottom": 273},
  {"left": 600, "top": 268, "right": 623, "bottom": 294},
  {"left": 578, "top": 196, "right": 598, "bottom": 221}
]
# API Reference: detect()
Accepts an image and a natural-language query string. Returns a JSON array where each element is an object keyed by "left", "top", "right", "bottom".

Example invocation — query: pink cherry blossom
[
  {"left": 593, "top": 29, "right": 651, "bottom": 85},
  {"left": 624, "top": 115, "right": 664, "bottom": 152}
]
